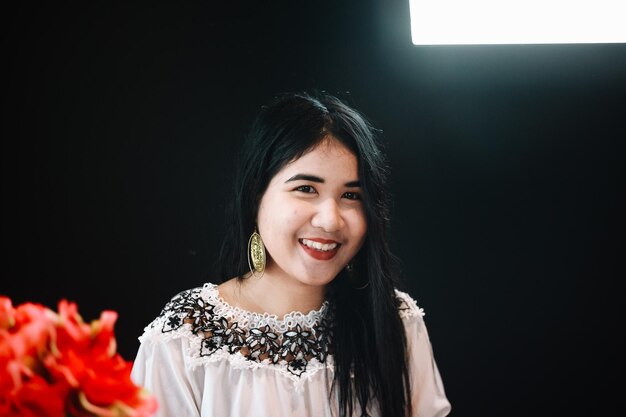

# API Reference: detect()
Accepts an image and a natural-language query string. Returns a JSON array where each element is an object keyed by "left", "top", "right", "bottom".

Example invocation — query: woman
[{"left": 131, "top": 92, "right": 450, "bottom": 417}]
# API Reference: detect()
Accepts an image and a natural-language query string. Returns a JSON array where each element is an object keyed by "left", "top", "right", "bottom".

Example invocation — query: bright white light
[{"left": 409, "top": 0, "right": 626, "bottom": 45}]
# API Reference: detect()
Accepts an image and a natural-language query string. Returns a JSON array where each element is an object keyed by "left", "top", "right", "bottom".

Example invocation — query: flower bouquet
[{"left": 0, "top": 297, "right": 157, "bottom": 417}]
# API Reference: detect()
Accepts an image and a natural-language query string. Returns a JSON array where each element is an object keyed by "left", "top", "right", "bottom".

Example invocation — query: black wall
[{"left": 3, "top": 2, "right": 624, "bottom": 416}]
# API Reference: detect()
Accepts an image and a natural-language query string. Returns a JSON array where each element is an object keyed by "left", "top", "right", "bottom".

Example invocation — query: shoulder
[
  {"left": 139, "top": 283, "right": 220, "bottom": 341},
  {"left": 394, "top": 289, "right": 426, "bottom": 321}
]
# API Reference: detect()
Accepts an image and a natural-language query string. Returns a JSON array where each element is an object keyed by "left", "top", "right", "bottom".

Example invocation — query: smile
[
  {"left": 300, "top": 238, "right": 339, "bottom": 252},
  {"left": 299, "top": 238, "right": 341, "bottom": 261}
]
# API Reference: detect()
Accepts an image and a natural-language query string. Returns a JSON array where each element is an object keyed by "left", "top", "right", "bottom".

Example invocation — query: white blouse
[{"left": 131, "top": 283, "right": 450, "bottom": 417}]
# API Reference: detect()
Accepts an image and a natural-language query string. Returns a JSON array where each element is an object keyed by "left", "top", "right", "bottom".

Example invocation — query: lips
[{"left": 299, "top": 238, "right": 341, "bottom": 260}]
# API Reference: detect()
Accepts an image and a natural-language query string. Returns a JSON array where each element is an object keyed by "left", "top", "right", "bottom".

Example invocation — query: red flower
[{"left": 0, "top": 296, "right": 157, "bottom": 417}]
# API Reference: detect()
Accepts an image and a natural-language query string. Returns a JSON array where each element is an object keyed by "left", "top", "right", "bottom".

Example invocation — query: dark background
[{"left": 3, "top": 2, "right": 624, "bottom": 416}]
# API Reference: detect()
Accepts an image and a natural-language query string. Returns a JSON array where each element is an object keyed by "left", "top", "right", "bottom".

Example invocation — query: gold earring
[
  {"left": 247, "top": 228, "right": 266, "bottom": 277},
  {"left": 346, "top": 259, "right": 369, "bottom": 290}
]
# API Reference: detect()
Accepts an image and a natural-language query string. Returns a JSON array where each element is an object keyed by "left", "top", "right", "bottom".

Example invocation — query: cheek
[
  {"left": 350, "top": 211, "right": 368, "bottom": 244},
  {"left": 257, "top": 201, "right": 277, "bottom": 240},
  {"left": 283, "top": 208, "right": 307, "bottom": 234},
  {"left": 258, "top": 194, "right": 283, "bottom": 225},
  {"left": 283, "top": 201, "right": 309, "bottom": 225},
  {"left": 259, "top": 201, "right": 303, "bottom": 237}
]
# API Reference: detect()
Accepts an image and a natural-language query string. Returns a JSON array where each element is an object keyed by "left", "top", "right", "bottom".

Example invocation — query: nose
[{"left": 311, "top": 198, "right": 345, "bottom": 232}]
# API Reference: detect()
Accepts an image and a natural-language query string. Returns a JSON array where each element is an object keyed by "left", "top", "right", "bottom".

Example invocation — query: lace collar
[
  {"left": 203, "top": 283, "right": 330, "bottom": 333},
  {"left": 147, "top": 283, "right": 333, "bottom": 378}
]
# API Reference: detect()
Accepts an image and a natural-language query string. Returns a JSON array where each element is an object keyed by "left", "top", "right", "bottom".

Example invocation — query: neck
[{"left": 234, "top": 270, "right": 326, "bottom": 318}]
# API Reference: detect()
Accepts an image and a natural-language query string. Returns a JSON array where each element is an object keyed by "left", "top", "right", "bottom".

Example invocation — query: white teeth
[{"left": 301, "top": 238, "right": 338, "bottom": 252}]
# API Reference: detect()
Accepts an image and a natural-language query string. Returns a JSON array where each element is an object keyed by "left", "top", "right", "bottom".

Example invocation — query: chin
[{"left": 295, "top": 271, "right": 339, "bottom": 288}]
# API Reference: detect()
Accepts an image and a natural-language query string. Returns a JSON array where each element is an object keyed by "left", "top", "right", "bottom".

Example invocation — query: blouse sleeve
[
  {"left": 131, "top": 336, "right": 204, "bottom": 417},
  {"left": 397, "top": 291, "right": 451, "bottom": 417}
]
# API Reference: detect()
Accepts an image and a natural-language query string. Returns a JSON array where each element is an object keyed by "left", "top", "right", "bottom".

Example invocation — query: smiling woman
[{"left": 130, "top": 92, "right": 451, "bottom": 417}]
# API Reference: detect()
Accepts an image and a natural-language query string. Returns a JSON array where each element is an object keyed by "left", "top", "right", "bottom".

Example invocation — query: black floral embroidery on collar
[{"left": 154, "top": 288, "right": 334, "bottom": 377}]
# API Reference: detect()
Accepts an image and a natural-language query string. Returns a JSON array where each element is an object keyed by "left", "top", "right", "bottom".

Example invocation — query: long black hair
[{"left": 218, "top": 92, "right": 411, "bottom": 417}]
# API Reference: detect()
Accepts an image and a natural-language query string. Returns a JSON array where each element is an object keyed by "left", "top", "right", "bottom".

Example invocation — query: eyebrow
[{"left": 285, "top": 174, "right": 361, "bottom": 187}]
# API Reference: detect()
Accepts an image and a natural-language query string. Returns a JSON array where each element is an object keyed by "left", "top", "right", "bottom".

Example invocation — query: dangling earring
[
  {"left": 346, "top": 259, "right": 369, "bottom": 290},
  {"left": 248, "top": 228, "right": 266, "bottom": 277}
]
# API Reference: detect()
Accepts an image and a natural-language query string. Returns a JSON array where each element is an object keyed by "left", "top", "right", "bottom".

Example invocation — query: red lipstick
[{"left": 299, "top": 238, "right": 340, "bottom": 261}]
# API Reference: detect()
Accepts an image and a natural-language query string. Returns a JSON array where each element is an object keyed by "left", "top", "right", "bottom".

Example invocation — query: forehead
[{"left": 275, "top": 137, "right": 358, "bottom": 180}]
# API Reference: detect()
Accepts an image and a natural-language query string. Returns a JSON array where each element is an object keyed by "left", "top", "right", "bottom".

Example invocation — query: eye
[
  {"left": 295, "top": 185, "right": 316, "bottom": 194},
  {"left": 342, "top": 191, "right": 361, "bottom": 201}
]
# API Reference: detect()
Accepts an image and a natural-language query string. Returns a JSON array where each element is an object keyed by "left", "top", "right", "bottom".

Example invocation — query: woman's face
[{"left": 256, "top": 137, "right": 367, "bottom": 290}]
